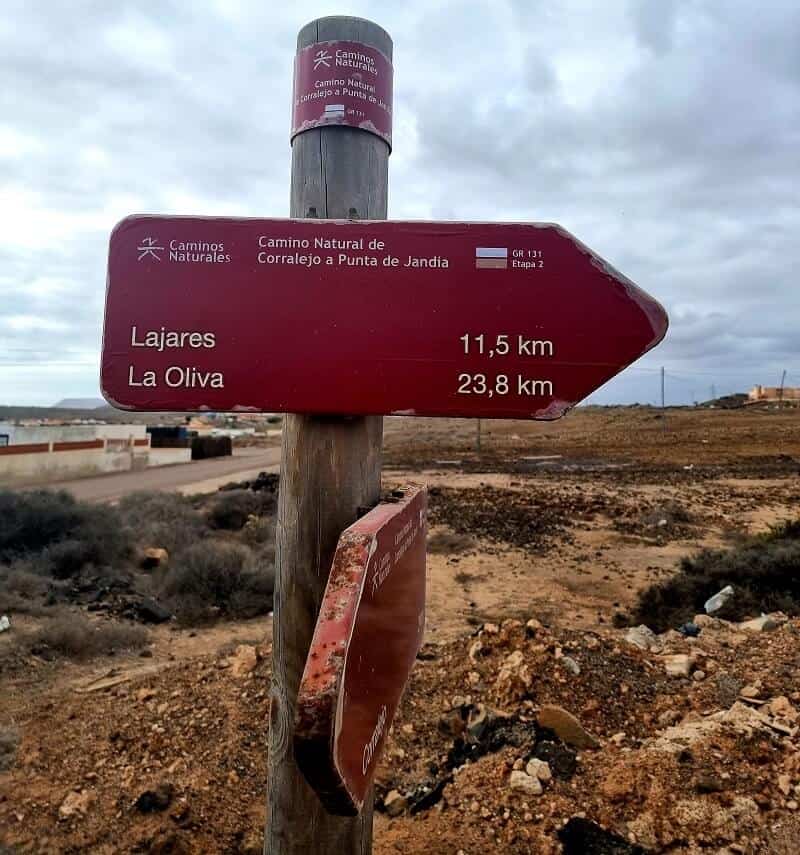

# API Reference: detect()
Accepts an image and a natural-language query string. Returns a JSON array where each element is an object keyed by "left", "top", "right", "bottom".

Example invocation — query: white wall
[
  {"left": 0, "top": 434, "right": 190, "bottom": 486},
  {"left": 0, "top": 447, "right": 135, "bottom": 486},
  {"left": 0, "top": 423, "right": 147, "bottom": 445}
]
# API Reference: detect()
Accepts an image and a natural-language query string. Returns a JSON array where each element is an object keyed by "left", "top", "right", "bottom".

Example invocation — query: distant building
[
  {"left": 0, "top": 423, "right": 191, "bottom": 486},
  {"left": 748, "top": 385, "right": 800, "bottom": 403}
]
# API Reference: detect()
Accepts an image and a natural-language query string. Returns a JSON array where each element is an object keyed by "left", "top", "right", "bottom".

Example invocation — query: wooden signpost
[{"left": 99, "top": 14, "right": 668, "bottom": 855}]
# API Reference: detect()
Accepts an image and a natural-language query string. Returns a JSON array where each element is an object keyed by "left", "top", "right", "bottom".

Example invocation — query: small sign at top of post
[{"left": 292, "top": 38, "right": 393, "bottom": 148}]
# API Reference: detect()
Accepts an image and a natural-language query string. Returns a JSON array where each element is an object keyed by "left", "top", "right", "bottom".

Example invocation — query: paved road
[{"left": 40, "top": 447, "right": 281, "bottom": 502}]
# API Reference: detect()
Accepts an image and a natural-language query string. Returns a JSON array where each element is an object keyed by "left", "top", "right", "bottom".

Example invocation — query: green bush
[
  {"left": 160, "top": 540, "right": 274, "bottom": 624},
  {"left": 633, "top": 519, "right": 800, "bottom": 631}
]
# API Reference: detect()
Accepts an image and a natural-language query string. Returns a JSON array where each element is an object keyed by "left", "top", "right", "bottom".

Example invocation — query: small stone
[
  {"left": 136, "top": 688, "right": 157, "bottom": 702},
  {"left": 768, "top": 696, "right": 795, "bottom": 718},
  {"left": 513, "top": 758, "right": 525, "bottom": 771},
  {"left": 657, "top": 709, "right": 681, "bottom": 728},
  {"left": 537, "top": 705, "right": 599, "bottom": 750},
  {"left": 229, "top": 645, "right": 258, "bottom": 677},
  {"left": 740, "top": 683, "right": 761, "bottom": 699},
  {"left": 609, "top": 732, "right": 626, "bottom": 745},
  {"left": 525, "top": 758, "right": 552, "bottom": 782},
  {"left": 739, "top": 615, "right": 780, "bottom": 632},
  {"left": 560, "top": 656, "right": 581, "bottom": 676},
  {"left": 662, "top": 653, "right": 692, "bottom": 677},
  {"left": 624, "top": 625, "right": 660, "bottom": 651},
  {"left": 468, "top": 640, "right": 484, "bottom": 662},
  {"left": 693, "top": 670, "right": 706, "bottom": 682},
  {"left": 59, "top": 790, "right": 92, "bottom": 820},
  {"left": 494, "top": 650, "right": 531, "bottom": 702},
  {"left": 525, "top": 618, "right": 542, "bottom": 636},
  {"left": 778, "top": 775, "right": 792, "bottom": 796},
  {"left": 787, "top": 800, "right": 799, "bottom": 811},
  {"left": 383, "top": 789, "right": 408, "bottom": 817},
  {"left": 509, "top": 770, "right": 543, "bottom": 796}
]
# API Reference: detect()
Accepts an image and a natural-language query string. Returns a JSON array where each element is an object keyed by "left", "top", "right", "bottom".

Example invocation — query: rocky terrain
[{"left": 1, "top": 405, "right": 798, "bottom": 853}]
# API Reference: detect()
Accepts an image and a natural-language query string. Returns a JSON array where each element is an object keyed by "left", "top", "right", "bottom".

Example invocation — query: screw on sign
[
  {"left": 294, "top": 486, "right": 427, "bottom": 815},
  {"left": 101, "top": 217, "right": 667, "bottom": 418}
]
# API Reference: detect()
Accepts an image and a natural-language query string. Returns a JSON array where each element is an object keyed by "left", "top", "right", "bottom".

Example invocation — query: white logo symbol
[
  {"left": 313, "top": 49, "right": 332, "bottom": 69},
  {"left": 137, "top": 237, "right": 164, "bottom": 261}
]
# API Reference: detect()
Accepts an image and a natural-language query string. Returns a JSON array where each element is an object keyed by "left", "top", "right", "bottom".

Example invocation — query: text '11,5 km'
[{"left": 101, "top": 217, "right": 667, "bottom": 420}]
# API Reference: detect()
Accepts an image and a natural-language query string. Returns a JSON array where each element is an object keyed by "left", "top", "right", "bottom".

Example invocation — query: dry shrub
[
  {"left": 207, "top": 490, "right": 276, "bottom": 531},
  {"left": 242, "top": 514, "right": 276, "bottom": 546},
  {"left": 117, "top": 491, "right": 206, "bottom": 553},
  {"left": 0, "top": 565, "right": 52, "bottom": 615},
  {"left": 29, "top": 613, "right": 148, "bottom": 659},
  {"left": 160, "top": 540, "right": 274, "bottom": 624},
  {"left": 0, "top": 490, "right": 129, "bottom": 575},
  {"left": 634, "top": 519, "right": 800, "bottom": 631},
  {"left": 427, "top": 529, "right": 476, "bottom": 555}
]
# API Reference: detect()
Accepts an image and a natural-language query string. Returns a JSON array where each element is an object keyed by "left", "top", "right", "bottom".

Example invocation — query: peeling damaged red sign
[{"left": 294, "top": 486, "right": 427, "bottom": 815}]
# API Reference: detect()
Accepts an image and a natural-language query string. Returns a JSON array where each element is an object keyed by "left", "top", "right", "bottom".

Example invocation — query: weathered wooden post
[{"left": 265, "top": 16, "right": 392, "bottom": 855}]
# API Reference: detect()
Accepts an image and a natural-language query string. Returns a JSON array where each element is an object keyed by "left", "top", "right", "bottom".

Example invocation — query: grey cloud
[{"left": 1, "top": 0, "right": 798, "bottom": 406}]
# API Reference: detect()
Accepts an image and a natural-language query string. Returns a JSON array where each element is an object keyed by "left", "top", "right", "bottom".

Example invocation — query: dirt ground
[{"left": 1, "top": 405, "right": 799, "bottom": 854}]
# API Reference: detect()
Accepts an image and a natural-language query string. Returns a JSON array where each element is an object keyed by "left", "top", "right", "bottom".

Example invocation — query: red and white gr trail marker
[
  {"left": 294, "top": 486, "right": 427, "bottom": 815},
  {"left": 101, "top": 216, "right": 668, "bottom": 420}
]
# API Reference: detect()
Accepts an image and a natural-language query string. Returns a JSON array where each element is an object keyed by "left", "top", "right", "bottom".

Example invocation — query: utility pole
[
  {"left": 779, "top": 368, "right": 787, "bottom": 403},
  {"left": 476, "top": 418, "right": 481, "bottom": 454},
  {"left": 266, "top": 16, "right": 391, "bottom": 855},
  {"left": 660, "top": 366, "right": 665, "bottom": 409}
]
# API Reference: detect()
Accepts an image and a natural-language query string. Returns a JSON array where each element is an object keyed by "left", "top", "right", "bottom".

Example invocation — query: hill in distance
[{"left": 52, "top": 398, "right": 107, "bottom": 410}]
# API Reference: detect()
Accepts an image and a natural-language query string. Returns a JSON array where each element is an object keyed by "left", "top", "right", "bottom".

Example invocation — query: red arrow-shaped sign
[{"left": 101, "top": 216, "right": 667, "bottom": 419}]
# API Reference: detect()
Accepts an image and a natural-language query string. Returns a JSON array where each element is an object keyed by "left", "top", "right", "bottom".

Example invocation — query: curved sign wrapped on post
[{"left": 291, "top": 39, "right": 393, "bottom": 148}]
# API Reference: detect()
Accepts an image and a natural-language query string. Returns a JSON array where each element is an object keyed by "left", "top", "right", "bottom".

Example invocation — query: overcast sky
[{"left": 1, "top": 0, "right": 798, "bottom": 408}]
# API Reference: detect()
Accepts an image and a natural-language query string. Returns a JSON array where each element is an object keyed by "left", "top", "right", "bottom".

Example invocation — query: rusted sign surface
[
  {"left": 294, "top": 486, "right": 427, "bottom": 815},
  {"left": 101, "top": 216, "right": 668, "bottom": 419},
  {"left": 292, "top": 39, "right": 393, "bottom": 147}
]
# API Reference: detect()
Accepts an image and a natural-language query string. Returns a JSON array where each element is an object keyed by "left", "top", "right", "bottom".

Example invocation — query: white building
[{"left": 0, "top": 423, "right": 191, "bottom": 486}]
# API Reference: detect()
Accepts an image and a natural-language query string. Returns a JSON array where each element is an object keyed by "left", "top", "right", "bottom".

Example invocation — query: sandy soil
[{"left": 1, "top": 405, "right": 799, "bottom": 854}]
